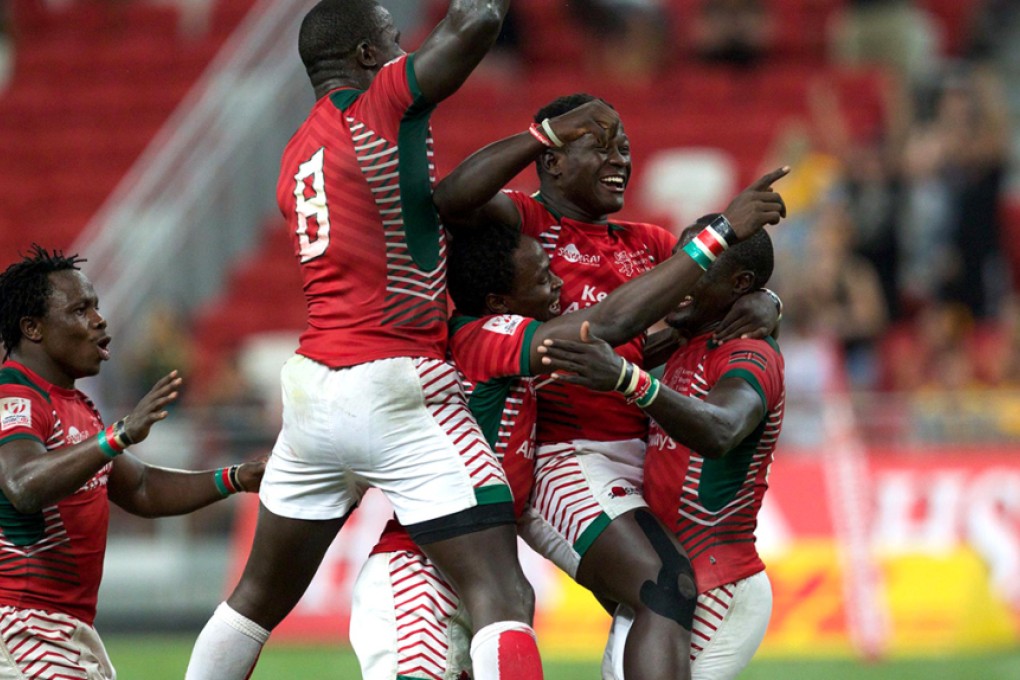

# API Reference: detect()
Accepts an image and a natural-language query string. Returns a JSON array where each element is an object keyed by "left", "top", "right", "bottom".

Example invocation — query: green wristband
[{"left": 96, "top": 431, "right": 121, "bottom": 459}]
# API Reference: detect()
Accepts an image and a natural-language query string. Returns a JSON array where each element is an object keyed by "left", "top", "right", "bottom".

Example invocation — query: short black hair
[
  {"left": 299, "top": 0, "right": 381, "bottom": 82},
  {"left": 683, "top": 214, "right": 774, "bottom": 288},
  {"left": 447, "top": 224, "right": 522, "bottom": 317},
  {"left": 0, "top": 244, "right": 86, "bottom": 356},
  {"left": 534, "top": 93, "right": 612, "bottom": 124}
]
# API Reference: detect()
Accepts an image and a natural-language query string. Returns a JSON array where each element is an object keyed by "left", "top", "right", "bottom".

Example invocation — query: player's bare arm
[
  {"left": 412, "top": 0, "right": 512, "bottom": 104},
  {"left": 108, "top": 455, "right": 264, "bottom": 518},
  {"left": 527, "top": 167, "right": 790, "bottom": 370},
  {"left": 434, "top": 99, "right": 620, "bottom": 230},
  {"left": 0, "top": 370, "right": 182, "bottom": 515},
  {"left": 538, "top": 324, "right": 765, "bottom": 458}
]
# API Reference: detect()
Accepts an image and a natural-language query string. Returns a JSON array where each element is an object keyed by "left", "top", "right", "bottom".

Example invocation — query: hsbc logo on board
[
  {"left": 556, "top": 243, "right": 601, "bottom": 266},
  {"left": 0, "top": 397, "right": 31, "bottom": 431}
]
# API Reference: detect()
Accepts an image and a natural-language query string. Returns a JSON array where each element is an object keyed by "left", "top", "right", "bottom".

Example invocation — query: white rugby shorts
[
  {"left": 0, "top": 606, "right": 115, "bottom": 680},
  {"left": 517, "top": 438, "right": 647, "bottom": 578},
  {"left": 260, "top": 355, "right": 509, "bottom": 526},
  {"left": 350, "top": 551, "right": 472, "bottom": 680},
  {"left": 601, "top": 570, "right": 773, "bottom": 680}
]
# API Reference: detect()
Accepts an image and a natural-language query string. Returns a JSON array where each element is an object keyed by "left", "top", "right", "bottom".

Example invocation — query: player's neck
[
  {"left": 8, "top": 349, "right": 76, "bottom": 389},
  {"left": 536, "top": 191, "right": 608, "bottom": 225}
]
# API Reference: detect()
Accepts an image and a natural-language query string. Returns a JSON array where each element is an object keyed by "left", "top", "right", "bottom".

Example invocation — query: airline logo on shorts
[
  {"left": 0, "top": 397, "right": 31, "bottom": 430},
  {"left": 483, "top": 314, "right": 525, "bottom": 336},
  {"left": 556, "top": 243, "right": 601, "bottom": 266},
  {"left": 609, "top": 485, "right": 641, "bottom": 498}
]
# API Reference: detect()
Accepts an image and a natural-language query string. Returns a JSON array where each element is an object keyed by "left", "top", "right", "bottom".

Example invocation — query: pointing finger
[{"left": 749, "top": 166, "right": 790, "bottom": 191}]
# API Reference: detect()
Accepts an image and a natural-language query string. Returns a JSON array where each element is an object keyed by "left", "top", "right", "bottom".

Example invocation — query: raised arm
[
  {"left": 412, "top": 0, "right": 511, "bottom": 105},
  {"left": 0, "top": 371, "right": 181, "bottom": 514},
  {"left": 524, "top": 167, "right": 790, "bottom": 372},
  {"left": 433, "top": 99, "right": 620, "bottom": 230}
]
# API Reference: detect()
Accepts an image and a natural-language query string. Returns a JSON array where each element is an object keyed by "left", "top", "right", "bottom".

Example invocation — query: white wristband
[{"left": 541, "top": 118, "right": 565, "bottom": 148}]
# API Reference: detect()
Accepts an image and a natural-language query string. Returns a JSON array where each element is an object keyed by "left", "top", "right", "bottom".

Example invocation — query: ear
[
  {"left": 485, "top": 292, "right": 511, "bottom": 315},
  {"left": 732, "top": 270, "right": 756, "bottom": 296},
  {"left": 355, "top": 40, "right": 378, "bottom": 69},
  {"left": 20, "top": 316, "right": 43, "bottom": 344},
  {"left": 539, "top": 149, "right": 561, "bottom": 178}
]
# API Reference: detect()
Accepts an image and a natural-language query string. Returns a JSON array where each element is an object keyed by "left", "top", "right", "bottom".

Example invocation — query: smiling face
[
  {"left": 545, "top": 123, "right": 631, "bottom": 221},
  {"left": 492, "top": 236, "right": 563, "bottom": 322},
  {"left": 27, "top": 270, "right": 110, "bottom": 386}
]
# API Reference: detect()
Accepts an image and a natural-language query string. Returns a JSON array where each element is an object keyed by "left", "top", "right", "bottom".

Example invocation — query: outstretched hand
[
  {"left": 721, "top": 166, "right": 790, "bottom": 240},
  {"left": 546, "top": 99, "right": 620, "bottom": 148},
  {"left": 537, "top": 321, "right": 626, "bottom": 393},
  {"left": 120, "top": 370, "right": 182, "bottom": 446}
]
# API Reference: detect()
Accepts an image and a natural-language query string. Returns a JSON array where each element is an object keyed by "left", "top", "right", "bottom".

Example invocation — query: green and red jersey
[
  {"left": 0, "top": 361, "right": 109, "bottom": 624},
  {"left": 508, "top": 190, "right": 678, "bottom": 444},
  {"left": 643, "top": 334, "right": 786, "bottom": 593},
  {"left": 277, "top": 53, "right": 448, "bottom": 369},
  {"left": 371, "top": 313, "right": 540, "bottom": 555}
]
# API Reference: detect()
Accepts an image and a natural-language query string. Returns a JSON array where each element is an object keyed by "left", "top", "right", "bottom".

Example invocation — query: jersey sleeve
[
  {"left": 0, "top": 385, "right": 53, "bottom": 448},
  {"left": 707, "top": 337, "right": 784, "bottom": 413},
  {"left": 351, "top": 53, "right": 433, "bottom": 140},
  {"left": 450, "top": 315, "right": 541, "bottom": 383},
  {"left": 506, "top": 191, "right": 549, "bottom": 240}
]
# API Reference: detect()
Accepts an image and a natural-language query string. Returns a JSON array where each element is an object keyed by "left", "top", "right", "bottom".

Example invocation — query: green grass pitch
[{"left": 103, "top": 635, "right": 1020, "bottom": 679}]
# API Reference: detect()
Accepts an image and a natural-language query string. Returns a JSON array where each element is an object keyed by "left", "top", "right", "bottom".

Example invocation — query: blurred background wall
[{"left": 0, "top": 0, "right": 1018, "bottom": 661}]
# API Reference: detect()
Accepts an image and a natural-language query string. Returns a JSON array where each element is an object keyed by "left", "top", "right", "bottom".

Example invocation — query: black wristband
[{"left": 709, "top": 214, "right": 738, "bottom": 247}]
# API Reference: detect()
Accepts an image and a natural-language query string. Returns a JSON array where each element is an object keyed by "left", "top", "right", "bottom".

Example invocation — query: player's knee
[{"left": 634, "top": 509, "right": 697, "bottom": 631}]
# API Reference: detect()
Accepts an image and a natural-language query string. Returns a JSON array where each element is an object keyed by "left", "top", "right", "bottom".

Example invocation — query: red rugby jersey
[
  {"left": 371, "top": 314, "right": 540, "bottom": 556},
  {"left": 643, "top": 335, "right": 785, "bottom": 593},
  {"left": 0, "top": 361, "right": 109, "bottom": 624},
  {"left": 508, "top": 191, "right": 678, "bottom": 444},
  {"left": 277, "top": 53, "right": 448, "bottom": 368}
]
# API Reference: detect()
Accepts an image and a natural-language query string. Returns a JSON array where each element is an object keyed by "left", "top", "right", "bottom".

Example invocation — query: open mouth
[
  {"left": 599, "top": 174, "right": 627, "bottom": 193},
  {"left": 550, "top": 299, "right": 561, "bottom": 316},
  {"left": 676, "top": 296, "right": 694, "bottom": 310},
  {"left": 97, "top": 336, "right": 111, "bottom": 361}
]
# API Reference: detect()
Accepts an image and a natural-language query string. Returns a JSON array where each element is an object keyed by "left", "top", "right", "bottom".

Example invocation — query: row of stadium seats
[{"left": 0, "top": 0, "right": 255, "bottom": 253}]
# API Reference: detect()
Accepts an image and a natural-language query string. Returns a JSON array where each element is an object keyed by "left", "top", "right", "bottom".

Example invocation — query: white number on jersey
[{"left": 293, "top": 147, "right": 331, "bottom": 263}]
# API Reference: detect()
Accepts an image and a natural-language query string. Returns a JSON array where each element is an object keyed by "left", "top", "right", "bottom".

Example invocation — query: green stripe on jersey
[
  {"left": 0, "top": 368, "right": 52, "bottom": 403},
  {"left": 399, "top": 53, "right": 440, "bottom": 271},
  {"left": 698, "top": 420, "right": 766, "bottom": 512},
  {"left": 720, "top": 367, "right": 767, "bottom": 413},
  {"left": 0, "top": 492, "right": 45, "bottom": 547},
  {"left": 0, "top": 433, "right": 45, "bottom": 448},
  {"left": 468, "top": 378, "right": 514, "bottom": 450},
  {"left": 519, "top": 321, "right": 541, "bottom": 375},
  {"left": 474, "top": 485, "right": 513, "bottom": 506}
]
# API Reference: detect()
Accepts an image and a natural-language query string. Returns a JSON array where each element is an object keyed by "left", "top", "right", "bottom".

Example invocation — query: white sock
[
  {"left": 185, "top": 602, "right": 270, "bottom": 680},
  {"left": 601, "top": 604, "right": 634, "bottom": 680},
  {"left": 470, "top": 621, "right": 543, "bottom": 680}
]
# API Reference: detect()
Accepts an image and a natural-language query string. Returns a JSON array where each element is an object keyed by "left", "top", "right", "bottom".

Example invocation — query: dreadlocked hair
[
  {"left": 447, "top": 224, "right": 522, "bottom": 317},
  {"left": 0, "top": 244, "right": 86, "bottom": 355}
]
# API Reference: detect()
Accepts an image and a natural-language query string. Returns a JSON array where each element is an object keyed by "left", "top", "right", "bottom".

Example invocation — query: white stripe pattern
[
  {"left": 530, "top": 443, "right": 603, "bottom": 547},
  {"left": 0, "top": 607, "right": 89, "bottom": 679},
  {"left": 389, "top": 552, "right": 460, "bottom": 680}
]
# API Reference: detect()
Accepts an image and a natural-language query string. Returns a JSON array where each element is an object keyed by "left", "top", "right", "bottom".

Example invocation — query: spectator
[
  {"left": 569, "top": 0, "right": 671, "bottom": 81},
  {"left": 784, "top": 197, "right": 889, "bottom": 389},
  {"left": 828, "top": 0, "right": 942, "bottom": 84},
  {"left": 690, "top": 0, "right": 773, "bottom": 68}
]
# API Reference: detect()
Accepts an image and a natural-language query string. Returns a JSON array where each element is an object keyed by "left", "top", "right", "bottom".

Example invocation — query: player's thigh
[
  {"left": 692, "top": 572, "right": 773, "bottom": 680},
  {"left": 367, "top": 357, "right": 510, "bottom": 527},
  {"left": 351, "top": 551, "right": 471, "bottom": 680},
  {"left": 259, "top": 355, "right": 372, "bottom": 521},
  {"left": 0, "top": 607, "right": 114, "bottom": 680},
  {"left": 228, "top": 502, "right": 346, "bottom": 625},
  {"left": 576, "top": 507, "right": 693, "bottom": 611},
  {"left": 521, "top": 439, "right": 647, "bottom": 579}
]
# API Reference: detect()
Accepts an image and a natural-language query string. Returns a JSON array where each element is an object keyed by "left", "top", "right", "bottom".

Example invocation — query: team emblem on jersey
[
  {"left": 556, "top": 243, "right": 601, "bottom": 266},
  {"left": 614, "top": 249, "right": 655, "bottom": 277},
  {"left": 0, "top": 397, "right": 31, "bottom": 431},
  {"left": 482, "top": 314, "right": 525, "bottom": 336}
]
